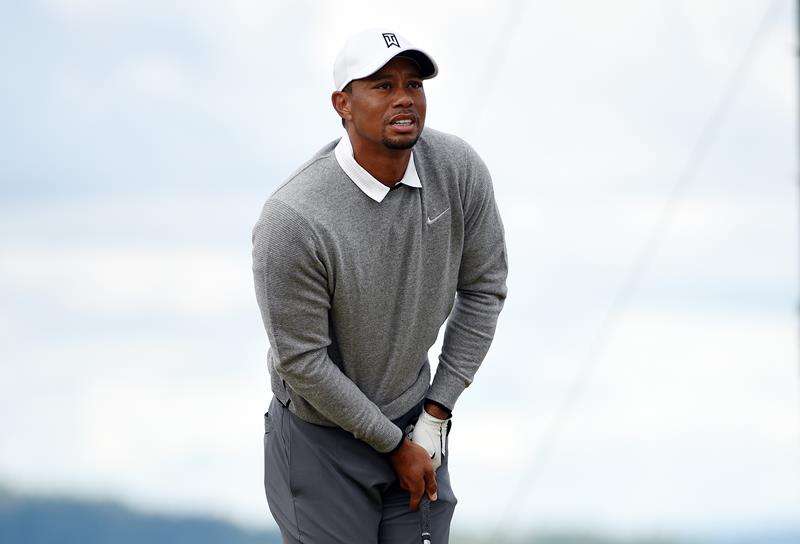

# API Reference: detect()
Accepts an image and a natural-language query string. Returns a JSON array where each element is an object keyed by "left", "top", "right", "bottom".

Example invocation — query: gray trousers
[{"left": 263, "top": 395, "right": 457, "bottom": 543}]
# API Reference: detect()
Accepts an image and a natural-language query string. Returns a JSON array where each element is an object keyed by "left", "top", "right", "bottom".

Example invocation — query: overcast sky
[{"left": 1, "top": 0, "right": 798, "bottom": 538}]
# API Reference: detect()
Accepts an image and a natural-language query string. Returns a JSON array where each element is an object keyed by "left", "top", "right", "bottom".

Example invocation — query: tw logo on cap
[{"left": 382, "top": 33, "right": 400, "bottom": 48}]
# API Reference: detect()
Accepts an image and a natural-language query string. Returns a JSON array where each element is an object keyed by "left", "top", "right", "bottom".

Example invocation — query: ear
[{"left": 331, "top": 91, "right": 352, "bottom": 124}]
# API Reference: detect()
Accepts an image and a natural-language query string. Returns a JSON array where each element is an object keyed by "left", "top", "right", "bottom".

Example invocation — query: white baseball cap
[{"left": 333, "top": 29, "right": 438, "bottom": 92}]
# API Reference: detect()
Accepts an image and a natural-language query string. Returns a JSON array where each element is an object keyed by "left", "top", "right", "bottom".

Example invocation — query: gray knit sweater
[{"left": 251, "top": 126, "right": 508, "bottom": 453}]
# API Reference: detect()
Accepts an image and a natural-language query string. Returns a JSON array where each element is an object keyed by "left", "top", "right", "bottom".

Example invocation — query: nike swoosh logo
[{"left": 426, "top": 207, "right": 450, "bottom": 225}]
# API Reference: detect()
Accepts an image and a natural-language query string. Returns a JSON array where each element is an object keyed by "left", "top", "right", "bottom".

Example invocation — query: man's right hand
[{"left": 388, "top": 437, "right": 437, "bottom": 511}]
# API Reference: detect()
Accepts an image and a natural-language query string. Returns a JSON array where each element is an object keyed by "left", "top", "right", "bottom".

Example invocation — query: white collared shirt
[{"left": 333, "top": 131, "right": 423, "bottom": 203}]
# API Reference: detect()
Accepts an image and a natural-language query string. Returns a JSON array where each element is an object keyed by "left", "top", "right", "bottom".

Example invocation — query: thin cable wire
[
  {"left": 458, "top": 0, "right": 530, "bottom": 136},
  {"left": 794, "top": 0, "right": 800, "bottom": 504},
  {"left": 495, "top": 0, "right": 783, "bottom": 533}
]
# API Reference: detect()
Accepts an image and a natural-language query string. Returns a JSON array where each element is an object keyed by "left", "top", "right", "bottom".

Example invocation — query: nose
[{"left": 392, "top": 86, "right": 413, "bottom": 108}]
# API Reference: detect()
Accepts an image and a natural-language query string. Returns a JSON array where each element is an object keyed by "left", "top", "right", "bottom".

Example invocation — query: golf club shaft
[{"left": 420, "top": 495, "right": 432, "bottom": 544}]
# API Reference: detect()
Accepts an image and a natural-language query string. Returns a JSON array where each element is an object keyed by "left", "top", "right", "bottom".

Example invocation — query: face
[{"left": 334, "top": 56, "right": 426, "bottom": 151}]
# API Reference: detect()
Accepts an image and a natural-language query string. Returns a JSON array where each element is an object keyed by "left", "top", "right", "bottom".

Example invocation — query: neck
[{"left": 348, "top": 131, "right": 411, "bottom": 187}]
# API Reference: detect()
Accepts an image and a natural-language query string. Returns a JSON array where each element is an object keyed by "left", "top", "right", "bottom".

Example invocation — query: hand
[
  {"left": 388, "top": 437, "right": 438, "bottom": 511},
  {"left": 409, "top": 407, "right": 450, "bottom": 471}
]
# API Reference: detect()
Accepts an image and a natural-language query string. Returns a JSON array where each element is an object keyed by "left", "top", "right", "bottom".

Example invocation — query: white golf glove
[{"left": 409, "top": 408, "right": 450, "bottom": 471}]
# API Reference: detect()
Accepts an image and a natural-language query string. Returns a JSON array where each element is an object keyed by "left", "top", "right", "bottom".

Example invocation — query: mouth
[{"left": 388, "top": 114, "right": 417, "bottom": 134}]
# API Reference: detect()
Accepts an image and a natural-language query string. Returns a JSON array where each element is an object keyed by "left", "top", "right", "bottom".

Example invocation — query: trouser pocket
[
  {"left": 263, "top": 397, "right": 301, "bottom": 540},
  {"left": 263, "top": 410, "right": 273, "bottom": 493},
  {"left": 264, "top": 411, "right": 273, "bottom": 435}
]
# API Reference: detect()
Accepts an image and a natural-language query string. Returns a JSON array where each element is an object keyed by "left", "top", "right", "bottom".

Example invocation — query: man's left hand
[{"left": 409, "top": 405, "right": 451, "bottom": 471}]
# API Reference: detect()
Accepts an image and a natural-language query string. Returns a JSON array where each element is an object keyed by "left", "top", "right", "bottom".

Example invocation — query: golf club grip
[{"left": 420, "top": 495, "right": 432, "bottom": 544}]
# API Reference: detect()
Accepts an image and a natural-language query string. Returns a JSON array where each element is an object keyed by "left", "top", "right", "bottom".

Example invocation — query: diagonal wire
[
  {"left": 794, "top": 0, "right": 800, "bottom": 508},
  {"left": 458, "top": 0, "right": 530, "bottom": 136},
  {"left": 494, "top": 0, "right": 784, "bottom": 533}
]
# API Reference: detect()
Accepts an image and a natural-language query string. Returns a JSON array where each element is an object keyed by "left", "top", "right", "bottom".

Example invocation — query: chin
[{"left": 382, "top": 133, "right": 420, "bottom": 150}]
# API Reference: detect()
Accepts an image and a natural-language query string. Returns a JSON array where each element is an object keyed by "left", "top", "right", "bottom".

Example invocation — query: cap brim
[{"left": 393, "top": 49, "right": 437, "bottom": 79}]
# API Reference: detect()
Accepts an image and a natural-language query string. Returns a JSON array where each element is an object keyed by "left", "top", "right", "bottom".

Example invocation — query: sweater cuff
[
  {"left": 424, "top": 398, "right": 453, "bottom": 419},
  {"left": 384, "top": 434, "right": 405, "bottom": 456},
  {"left": 372, "top": 421, "right": 405, "bottom": 454},
  {"left": 426, "top": 364, "right": 469, "bottom": 414}
]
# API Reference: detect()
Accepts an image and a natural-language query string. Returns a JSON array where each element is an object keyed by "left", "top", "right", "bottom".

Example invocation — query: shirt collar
[{"left": 333, "top": 131, "right": 422, "bottom": 203}]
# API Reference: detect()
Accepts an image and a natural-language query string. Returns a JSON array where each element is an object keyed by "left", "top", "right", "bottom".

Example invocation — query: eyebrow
[{"left": 365, "top": 71, "right": 423, "bottom": 81}]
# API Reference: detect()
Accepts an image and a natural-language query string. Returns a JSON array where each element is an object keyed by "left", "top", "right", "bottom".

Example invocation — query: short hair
[{"left": 340, "top": 81, "right": 352, "bottom": 128}]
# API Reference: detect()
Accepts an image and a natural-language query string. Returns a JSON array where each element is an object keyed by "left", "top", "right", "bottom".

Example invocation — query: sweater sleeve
[
  {"left": 252, "top": 198, "right": 404, "bottom": 453},
  {"left": 426, "top": 141, "right": 509, "bottom": 412}
]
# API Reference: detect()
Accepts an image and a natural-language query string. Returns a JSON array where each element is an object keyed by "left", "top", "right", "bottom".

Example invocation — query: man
[{"left": 252, "top": 28, "right": 508, "bottom": 543}]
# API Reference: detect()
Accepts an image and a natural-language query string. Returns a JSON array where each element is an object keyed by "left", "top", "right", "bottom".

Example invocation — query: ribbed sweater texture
[{"left": 251, "top": 126, "right": 508, "bottom": 453}]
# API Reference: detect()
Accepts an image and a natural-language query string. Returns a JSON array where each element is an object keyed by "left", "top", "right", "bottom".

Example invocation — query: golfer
[{"left": 252, "top": 28, "right": 508, "bottom": 543}]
